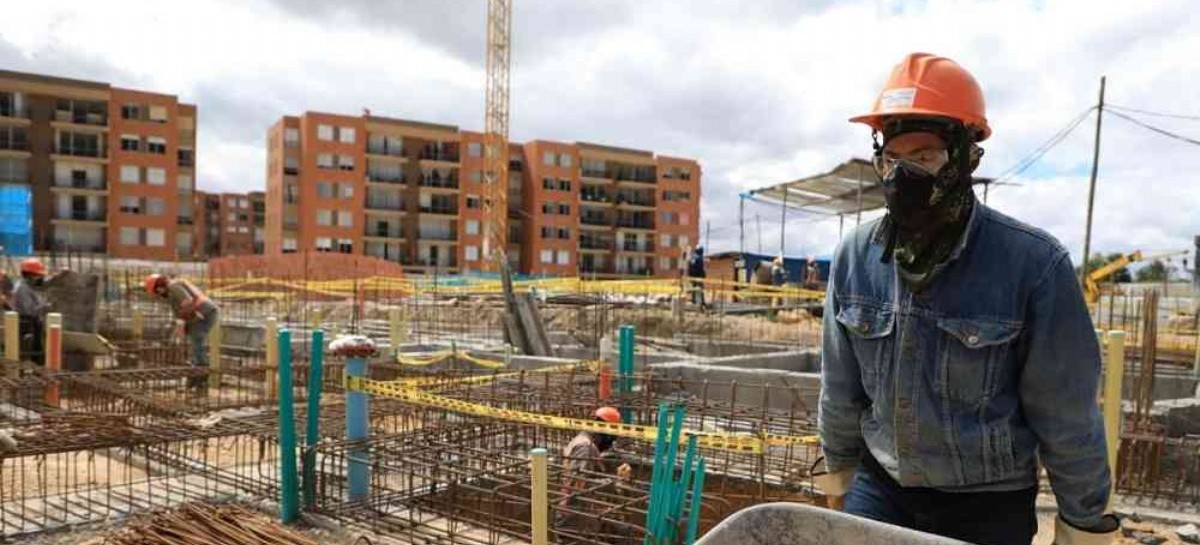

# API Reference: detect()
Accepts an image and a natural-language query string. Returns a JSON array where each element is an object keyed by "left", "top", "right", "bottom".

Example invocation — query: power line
[
  {"left": 1107, "top": 104, "right": 1200, "bottom": 122},
  {"left": 1106, "top": 109, "right": 1200, "bottom": 147},
  {"left": 991, "top": 106, "right": 1096, "bottom": 184}
]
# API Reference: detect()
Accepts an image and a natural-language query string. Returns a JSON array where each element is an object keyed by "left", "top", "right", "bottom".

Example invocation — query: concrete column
[{"left": 346, "top": 355, "right": 370, "bottom": 502}]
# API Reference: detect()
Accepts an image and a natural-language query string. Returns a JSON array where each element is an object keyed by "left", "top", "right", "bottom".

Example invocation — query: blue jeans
[
  {"left": 186, "top": 309, "right": 217, "bottom": 368},
  {"left": 844, "top": 455, "right": 1038, "bottom": 545}
]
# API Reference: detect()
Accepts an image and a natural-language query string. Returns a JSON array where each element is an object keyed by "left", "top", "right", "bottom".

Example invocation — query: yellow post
[
  {"left": 4, "top": 311, "right": 19, "bottom": 379},
  {"left": 389, "top": 308, "right": 404, "bottom": 355},
  {"left": 1103, "top": 330, "right": 1126, "bottom": 508},
  {"left": 208, "top": 315, "right": 222, "bottom": 389},
  {"left": 45, "top": 313, "right": 62, "bottom": 407},
  {"left": 265, "top": 317, "right": 279, "bottom": 400},
  {"left": 132, "top": 309, "right": 144, "bottom": 341},
  {"left": 530, "top": 448, "right": 548, "bottom": 545}
]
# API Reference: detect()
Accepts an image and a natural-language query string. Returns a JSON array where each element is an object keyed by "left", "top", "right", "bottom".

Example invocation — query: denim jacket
[{"left": 817, "top": 202, "right": 1111, "bottom": 528}]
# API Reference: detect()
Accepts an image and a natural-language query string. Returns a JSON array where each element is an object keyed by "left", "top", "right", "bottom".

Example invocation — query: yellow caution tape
[
  {"left": 396, "top": 351, "right": 455, "bottom": 366},
  {"left": 346, "top": 372, "right": 819, "bottom": 453},
  {"left": 457, "top": 351, "right": 506, "bottom": 369}
]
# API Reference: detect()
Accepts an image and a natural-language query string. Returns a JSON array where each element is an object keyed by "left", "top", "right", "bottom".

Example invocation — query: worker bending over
[
  {"left": 556, "top": 406, "right": 632, "bottom": 536},
  {"left": 10, "top": 259, "right": 51, "bottom": 363},
  {"left": 817, "top": 53, "right": 1116, "bottom": 545},
  {"left": 145, "top": 274, "right": 219, "bottom": 388}
]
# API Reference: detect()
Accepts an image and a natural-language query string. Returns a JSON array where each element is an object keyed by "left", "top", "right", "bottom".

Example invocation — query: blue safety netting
[{"left": 0, "top": 185, "right": 32, "bottom": 256}]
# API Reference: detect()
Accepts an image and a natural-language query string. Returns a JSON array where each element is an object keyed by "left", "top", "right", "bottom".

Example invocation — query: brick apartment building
[
  {"left": 192, "top": 189, "right": 264, "bottom": 257},
  {"left": 265, "top": 111, "right": 700, "bottom": 277},
  {"left": 0, "top": 69, "right": 198, "bottom": 259}
]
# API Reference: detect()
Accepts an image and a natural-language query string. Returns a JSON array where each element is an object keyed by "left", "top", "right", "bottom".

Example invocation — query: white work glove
[{"left": 1054, "top": 514, "right": 1118, "bottom": 545}]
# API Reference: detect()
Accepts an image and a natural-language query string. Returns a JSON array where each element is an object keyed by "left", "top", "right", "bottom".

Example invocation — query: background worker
[
  {"left": 687, "top": 246, "right": 707, "bottom": 308},
  {"left": 817, "top": 53, "right": 1117, "bottom": 545},
  {"left": 556, "top": 406, "right": 632, "bottom": 536},
  {"left": 10, "top": 258, "right": 51, "bottom": 363},
  {"left": 145, "top": 274, "right": 219, "bottom": 389}
]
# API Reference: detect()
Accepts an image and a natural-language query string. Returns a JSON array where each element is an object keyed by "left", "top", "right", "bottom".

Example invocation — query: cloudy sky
[{"left": 3, "top": 0, "right": 1198, "bottom": 265}]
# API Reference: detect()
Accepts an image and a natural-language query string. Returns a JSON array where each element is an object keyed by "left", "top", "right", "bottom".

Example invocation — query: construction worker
[
  {"left": 687, "top": 246, "right": 707, "bottom": 308},
  {"left": 556, "top": 406, "right": 631, "bottom": 535},
  {"left": 770, "top": 256, "right": 786, "bottom": 286},
  {"left": 145, "top": 274, "right": 219, "bottom": 388},
  {"left": 10, "top": 258, "right": 50, "bottom": 362},
  {"left": 804, "top": 256, "right": 821, "bottom": 289},
  {"left": 817, "top": 53, "right": 1116, "bottom": 545}
]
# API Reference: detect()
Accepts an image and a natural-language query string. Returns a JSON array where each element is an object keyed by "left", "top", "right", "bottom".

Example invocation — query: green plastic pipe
[
  {"left": 302, "top": 329, "right": 325, "bottom": 509},
  {"left": 277, "top": 328, "right": 299, "bottom": 523},
  {"left": 685, "top": 457, "right": 707, "bottom": 544}
]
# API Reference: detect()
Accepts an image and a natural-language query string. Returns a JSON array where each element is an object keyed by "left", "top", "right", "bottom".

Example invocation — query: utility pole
[
  {"left": 704, "top": 220, "right": 710, "bottom": 252},
  {"left": 738, "top": 196, "right": 745, "bottom": 254},
  {"left": 1080, "top": 76, "right": 1106, "bottom": 284},
  {"left": 779, "top": 190, "right": 788, "bottom": 258}
]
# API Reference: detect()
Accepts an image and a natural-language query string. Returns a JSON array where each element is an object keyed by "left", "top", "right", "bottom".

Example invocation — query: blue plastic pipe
[
  {"left": 346, "top": 355, "right": 370, "bottom": 502},
  {"left": 618, "top": 325, "right": 634, "bottom": 424},
  {"left": 685, "top": 457, "right": 707, "bottom": 544}
]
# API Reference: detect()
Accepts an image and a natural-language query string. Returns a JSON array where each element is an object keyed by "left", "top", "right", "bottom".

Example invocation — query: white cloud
[{"left": 1, "top": 0, "right": 1197, "bottom": 264}]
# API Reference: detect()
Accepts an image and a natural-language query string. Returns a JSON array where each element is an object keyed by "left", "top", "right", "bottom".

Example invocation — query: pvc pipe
[
  {"left": 278, "top": 328, "right": 299, "bottom": 523},
  {"left": 265, "top": 317, "right": 278, "bottom": 400},
  {"left": 44, "top": 316, "right": 62, "bottom": 407},
  {"left": 598, "top": 364, "right": 612, "bottom": 399},
  {"left": 4, "top": 311, "right": 18, "bottom": 378},
  {"left": 346, "top": 355, "right": 370, "bottom": 502},
  {"left": 1103, "top": 330, "right": 1125, "bottom": 510},
  {"left": 530, "top": 448, "right": 548, "bottom": 545},
  {"left": 618, "top": 325, "right": 634, "bottom": 424},
  {"left": 207, "top": 314, "right": 222, "bottom": 389},
  {"left": 303, "top": 329, "right": 325, "bottom": 509},
  {"left": 684, "top": 457, "right": 706, "bottom": 545}
]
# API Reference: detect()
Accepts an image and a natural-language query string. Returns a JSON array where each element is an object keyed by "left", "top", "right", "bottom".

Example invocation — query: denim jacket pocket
[
  {"left": 936, "top": 317, "right": 1023, "bottom": 411},
  {"left": 836, "top": 303, "right": 895, "bottom": 399}
]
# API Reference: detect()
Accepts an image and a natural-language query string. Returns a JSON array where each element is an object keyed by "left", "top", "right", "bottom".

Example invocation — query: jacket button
[{"left": 967, "top": 335, "right": 979, "bottom": 346}]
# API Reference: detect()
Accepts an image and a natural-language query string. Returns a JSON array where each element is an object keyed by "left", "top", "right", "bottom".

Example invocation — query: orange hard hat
[
  {"left": 850, "top": 53, "right": 991, "bottom": 141},
  {"left": 144, "top": 274, "right": 165, "bottom": 296},
  {"left": 19, "top": 258, "right": 46, "bottom": 277},
  {"left": 594, "top": 406, "right": 622, "bottom": 424}
]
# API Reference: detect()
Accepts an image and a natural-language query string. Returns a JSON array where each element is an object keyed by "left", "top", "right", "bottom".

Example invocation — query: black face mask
[
  {"left": 593, "top": 433, "right": 614, "bottom": 452},
  {"left": 881, "top": 161, "right": 939, "bottom": 229}
]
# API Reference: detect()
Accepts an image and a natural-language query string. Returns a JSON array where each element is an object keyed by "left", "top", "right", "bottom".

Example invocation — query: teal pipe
[
  {"left": 657, "top": 405, "right": 685, "bottom": 541},
  {"left": 302, "top": 329, "right": 325, "bottom": 509},
  {"left": 618, "top": 325, "right": 634, "bottom": 424},
  {"left": 670, "top": 435, "right": 699, "bottom": 543},
  {"left": 644, "top": 403, "right": 670, "bottom": 545},
  {"left": 277, "top": 328, "right": 299, "bottom": 523},
  {"left": 684, "top": 457, "right": 706, "bottom": 544}
]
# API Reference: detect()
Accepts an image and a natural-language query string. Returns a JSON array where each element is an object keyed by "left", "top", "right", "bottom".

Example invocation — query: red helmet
[
  {"left": 19, "top": 258, "right": 46, "bottom": 277},
  {"left": 594, "top": 406, "right": 621, "bottom": 424},
  {"left": 144, "top": 274, "right": 166, "bottom": 296}
]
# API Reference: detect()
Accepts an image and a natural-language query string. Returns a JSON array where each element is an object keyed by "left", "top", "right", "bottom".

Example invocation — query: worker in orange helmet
[
  {"left": 816, "top": 53, "right": 1116, "bottom": 545},
  {"left": 145, "top": 273, "right": 219, "bottom": 389},
  {"left": 555, "top": 406, "right": 632, "bottom": 537},
  {"left": 10, "top": 258, "right": 52, "bottom": 363}
]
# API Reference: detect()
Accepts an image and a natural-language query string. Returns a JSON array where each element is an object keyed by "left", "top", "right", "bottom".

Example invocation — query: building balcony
[
  {"left": 54, "top": 146, "right": 107, "bottom": 160},
  {"left": 365, "top": 199, "right": 406, "bottom": 213},
  {"left": 52, "top": 209, "right": 107, "bottom": 224},
  {"left": 418, "top": 230, "right": 458, "bottom": 242},
  {"left": 616, "top": 198, "right": 656, "bottom": 211},
  {"left": 419, "top": 205, "right": 458, "bottom": 217},
  {"left": 53, "top": 177, "right": 107, "bottom": 191},
  {"left": 366, "top": 173, "right": 407, "bottom": 185},
  {"left": 0, "top": 135, "right": 29, "bottom": 153},
  {"left": 620, "top": 241, "right": 655, "bottom": 253},
  {"left": 419, "top": 148, "right": 459, "bottom": 163},
  {"left": 53, "top": 109, "right": 108, "bottom": 129},
  {"left": 177, "top": 216, "right": 194, "bottom": 226},
  {"left": 366, "top": 145, "right": 407, "bottom": 160},
  {"left": 580, "top": 192, "right": 614, "bottom": 205},
  {"left": 0, "top": 104, "right": 30, "bottom": 125},
  {"left": 419, "top": 176, "right": 459, "bottom": 190},
  {"left": 581, "top": 215, "right": 612, "bottom": 227},
  {"left": 580, "top": 240, "right": 614, "bottom": 251},
  {"left": 283, "top": 166, "right": 300, "bottom": 176},
  {"left": 283, "top": 221, "right": 300, "bottom": 231},
  {"left": 364, "top": 227, "right": 405, "bottom": 240},
  {"left": 410, "top": 258, "right": 459, "bottom": 269},
  {"left": 615, "top": 220, "right": 655, "bottom": 231}
]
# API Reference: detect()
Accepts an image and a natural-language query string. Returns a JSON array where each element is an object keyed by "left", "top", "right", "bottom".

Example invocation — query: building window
[
  {"left": 317, "top": 124, "right": 334, "bottom": 141},
  {"left": 556, "top": 250, "right": 569, "bottom": 265},
  {"left": 121, "top": 104, "right": 141, "bottom": 120},
  {"left": 147, "top": 137, "right": 167, "bottom": 154},
  {"left": 148, "top": 106, "right": 168, "bottom": 123},
  {"left": 542, "top": 177, "right": 555, "bottom": 190},
  {"left": 337, "top": 239, "right": 353, "bottom": 253},
  {"left": 340, "top": 183, "right": 354, "bottom": 199},
  {"left": 540, "top": 249, "right": 553, "bottom": 264},
  {"left": 316, "top": 210, "right": 332, "bottom": 226},
  {"left": 470, "top": 170, "right": 482, "bottom": 183},
  {"left": 284, "top": 156, "right": 300, "bottom": 175},
  {"left": 680, "top": 213, "right": 690, "bottom": 226},
  {"left": 465, "top": 245, "right": 479, "bottom": 261},
  {"left": 660, "top": 234, "right": 671, "bottom": 248},
  {"left": 542, "top": 151, "right": 555, "bottom": 166},
  {"left": 147, "top": 198, "right": 164, "bottom": 216},
  {"left": 239, "top": 226, "right": 249, "bottom": 233},
  {"left": 466, "top": 195, "right": 481, "bottom": 209},
  {"left": 679, "top": 235, "right": 690, "bottom": 248},
  {"left": 227, "top": 225, "right": 237, "bottom": 233},
  {"left": 558, "top": 179, "right": 571, "bottom": 191},
  {"left": 178, "top": 148, "right": 194, "bottom": 167},
  {"left": 464, "top": 142, "right": 480, "bottom": 157},
  {"left": 317, "top": 182, "right": 332, "bottom": 198},
  {"left": 339, "top": 127, "right": 355, "bottom": 144},
  {"left": 284, "top": 184, "right": 298, "bottom": 204},
  {"left": 239, "top": 198, "right": 249, "bottom": 208},
  {"left": 558, "top": 203, "right": 569, "bottom": 215},
  {"left": 120, "top": 134, "right": 140, "bottom": 151},
  {"left": 337, "top": 211, "right": 353, "bottom": 227},
  {"left": 178, "top": 174, "right": 193, "bottom": 191},
  {"left": 316, "top": 153, "right": 333, "bottom": 169},
  {"left": 558, "top": 153, "right": 573, "bottom": 168},
  {"left": 465, "top": 220, "right": 480, "bottom": 235},
  {"left": 315, "top": 237, "right": 333, "bottom": 251},
  {"left": 146, "top": 228, "right": 165, "bottom": 247},
  {"left": 283, "top": 128, "right": 300, "bottom": 147},
  {"left": 119, "top": 227, "right": 139, "bottom": 246},
  {"left": 540, "top": 226, "right": 553, "bottom": 239},
  {"left": 663, "top": 190, "right": 691, "bottom": 202},
  {"left": 558, "top": 227, "right": 570, "bottom": 239},
  {"left": 120, "top": 196, "right": 141, "bottom": 214},
  {"left": 120, "top": 165, "right": 140, "bottom": 184},
  {"left": 146, "top": 167, "right": 166, "bottom": 185},
  {"left": 282, "top": 238, "right": 298, "bottom": 253},
  {"left": 338, "top": 155, "right": 355, "bottom": 171},
  {"left": 227, "top": 212, "right": 237, "bottom": 222},
  {"left": 541, "top": 202, "right": 553, "bottom": 214}
]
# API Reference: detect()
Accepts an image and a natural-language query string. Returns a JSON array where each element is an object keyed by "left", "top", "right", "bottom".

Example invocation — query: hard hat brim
[{"left": 850, "top": 108, "right": 991, "bottom": 141}]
